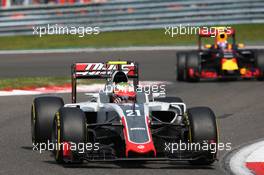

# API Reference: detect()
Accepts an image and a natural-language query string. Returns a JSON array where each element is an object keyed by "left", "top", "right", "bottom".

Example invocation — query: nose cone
[{"left": 221, "top": 58, "right": 239, "bottom": 71}]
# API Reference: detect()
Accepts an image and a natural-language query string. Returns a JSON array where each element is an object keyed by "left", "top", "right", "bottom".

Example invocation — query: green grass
[
  {"left": 0, "top": 24, "right": 264, "bottom": 50},
  {"left": 0, "top": 77, "right": 104, "bottom": 90}
]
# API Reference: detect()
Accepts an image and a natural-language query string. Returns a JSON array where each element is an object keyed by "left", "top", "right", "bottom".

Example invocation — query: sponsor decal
[
  {"left": 130, "top": 127, "right": 146, "bottom": 131},
  {"left": 75, "top": 63, "right": 135, "bottom": 76}
]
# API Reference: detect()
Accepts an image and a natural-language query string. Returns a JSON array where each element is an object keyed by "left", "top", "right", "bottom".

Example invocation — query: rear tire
[
  {"left": 186, "top": 53, "right": 201, "bottom": 82},
  {"left": 256, "top": 51, "right": 264, "bottom": 81},
  {"left": 53, "top": 107, "right": 87, "bottom": 164},
  {"left": 187, "top": 107, "right": 218, "bottom": 165},
  {"left": 31, "top": 96, "right": 64, "bottom": 145},
  {"left": 177, "top": 52, "right": 187, "bottom": 81}
]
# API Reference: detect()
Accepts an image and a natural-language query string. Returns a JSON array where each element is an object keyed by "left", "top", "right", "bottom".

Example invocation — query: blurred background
[{"left": 0, "top": 0, "right": 263, "bottom": 49}]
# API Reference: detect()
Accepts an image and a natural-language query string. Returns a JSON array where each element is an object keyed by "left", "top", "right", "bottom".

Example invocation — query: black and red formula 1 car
[
  {"left": 31, "top": 61, "right": 219, "bottom": 165},
  {"left": 176, "top": 27, "right": 264, "bottom": 82}
]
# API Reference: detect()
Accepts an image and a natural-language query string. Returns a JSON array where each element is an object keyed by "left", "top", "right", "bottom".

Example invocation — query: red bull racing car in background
[
  {"left": 31, "top": 61, "right": 219, "bottom": 165},
  {"left": 176, "top": 27, "right": 264, "bottom": 81}
]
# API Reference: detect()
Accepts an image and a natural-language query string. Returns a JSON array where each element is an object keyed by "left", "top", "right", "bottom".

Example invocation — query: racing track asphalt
[{"left": 0, "top": 50, "right": 264, "bottom": 175}]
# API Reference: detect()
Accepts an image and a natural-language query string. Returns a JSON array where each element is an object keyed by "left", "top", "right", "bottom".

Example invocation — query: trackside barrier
[{"left": 0, "top": 0, "right": 264, "bottom": 36}]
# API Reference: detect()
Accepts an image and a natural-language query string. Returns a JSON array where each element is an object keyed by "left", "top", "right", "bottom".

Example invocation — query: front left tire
[
  {"left": 186, "top": 52, "right": 201, "bottom": 82},
  {"left": 53, "top": 107, "right": 87, "bottom": 164},
  {"left": 31, "top": 96, "right": 64, "bottom": 145},
  {"left": 187, "top": 107, "right": 218, "bottom": 165},
  {"left": 176, "top": 52, "right": 187, "bottom": 81}
]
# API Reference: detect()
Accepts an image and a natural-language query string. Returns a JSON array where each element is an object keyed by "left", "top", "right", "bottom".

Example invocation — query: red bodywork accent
[
  {"left": 126, "top": 66, "right": 136, "bottom": 76},
  {"left": 188, "top": 68, "right": 195, "bottom": 77},
  {"left": 255, "top": 69, "right": 261, "bottom": 77},
  {"left": 75, "top": 63, "right": 88, "bottom": 71},
  {"left": 121, "top": 117, "right": 156, "bottom": 157},
  {"left": 199, "top": 68, "right": 261, "bottom": 79},
  {"left": 241, "top": 68, "right": 261, "bottom": 78},
  {"left": 62, "top": 142, "right": 72, "bottom": 158},
  {"left": 200, "top": 71, "right": 218, "bottom": 78},
  {"left": 246, "top": 162, "right": 264, "bottom": 175},
  {"left": 188, "top": 68, "right": 200, "bottom": 78}
]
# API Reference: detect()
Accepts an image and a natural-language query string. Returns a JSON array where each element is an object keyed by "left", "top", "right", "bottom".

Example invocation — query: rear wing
[{"left": 71, "top": 61, "right": 139, "bottom": 103}]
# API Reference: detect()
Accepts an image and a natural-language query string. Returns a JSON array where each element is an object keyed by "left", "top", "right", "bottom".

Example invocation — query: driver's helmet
[
  {"left": 216, "top": 32, "right": 228, "bottom": 49},
  {"left": 112, "top": 82, "right": 136, "bottom": 103}
]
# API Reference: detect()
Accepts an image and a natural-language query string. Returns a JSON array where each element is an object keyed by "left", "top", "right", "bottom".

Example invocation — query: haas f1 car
[
  {"left": 176, "top": 27, "right": 264, "bottom": 81},
  {"left": 31, "top": 61, "right": 218, "bottom": 165}
]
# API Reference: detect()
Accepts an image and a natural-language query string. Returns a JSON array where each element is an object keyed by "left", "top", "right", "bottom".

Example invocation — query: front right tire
[
  {"left": 187, "top": 107, "right": 218, "bottom": 165},
  {"left": 256, "top": 51, "right": 264, "bottom": 80}
]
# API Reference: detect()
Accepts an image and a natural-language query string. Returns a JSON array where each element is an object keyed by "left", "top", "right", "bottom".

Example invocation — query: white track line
[
  {"left": 0, "top": 45, "right": 264, "bottom": 54},
  {"left": 229, "top": 140, "right": 264, "bottom": 175}
]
